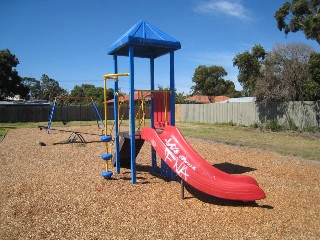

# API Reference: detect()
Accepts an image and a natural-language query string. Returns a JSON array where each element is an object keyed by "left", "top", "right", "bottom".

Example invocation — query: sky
[{"left": 1, "top": 0, "right": 319, "bottom": 95}]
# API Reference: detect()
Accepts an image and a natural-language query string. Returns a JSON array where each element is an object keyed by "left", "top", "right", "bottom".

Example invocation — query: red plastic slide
[{"left": 141, "top": 125, "right": 266, "bottom": 201}]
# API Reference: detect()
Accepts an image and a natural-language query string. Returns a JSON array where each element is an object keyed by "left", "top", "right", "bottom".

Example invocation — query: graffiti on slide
[{"left": 163, "top": 138, "right": 196, "bottom": 181}]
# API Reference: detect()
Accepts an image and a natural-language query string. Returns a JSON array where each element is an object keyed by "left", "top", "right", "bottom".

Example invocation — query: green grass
[
  {"left": 0, "top": 121, "right": 101, "bottom": 129},
  {"left": 0, "top": 121, "right": 103, "bottom": 142},
  {"left": 1, "top": 120, "right": 319, "bottom": 161},
  {"left": 176, "top": 122, "right": 320, "bottom": 161},
  {"left": 0, "top": 128, "right": 9, "bottom": 142}
]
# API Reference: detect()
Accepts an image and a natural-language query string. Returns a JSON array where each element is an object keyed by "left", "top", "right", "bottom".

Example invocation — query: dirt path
[{"left": 1, "top": 126, "right": 319, "bottom": 239}]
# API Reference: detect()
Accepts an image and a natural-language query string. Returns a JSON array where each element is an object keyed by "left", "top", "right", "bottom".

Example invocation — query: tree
[
  {"left": 255, "top": 43, "right": 316, "bottom": 103},
  {"left": 22, "top": 77, "right": 41, "bottom": 100},
  {"left": 191, "top": 65, "right": 240, "bottom": 97},
  {"left": 38, "top": 74, "right": 68, "bottom": 100},
  {"left": 157, "top": 85, "right": 190, "bottom": 104},
  {"left": 309, "top": 52, "right": 320, "bottom": 84},
  {"left": 275, "top": 0, "right": 320, "bottom": 45},
  {"left": 70, "top": 84, "right": 97, "bottom": 98},
  {"left": 305, "top": 52, "right": 320, "bottom": 100},
  {"left": 70, "top": 83, "right": 112, "bottom": 105},
  {"left": 233, "top": 44, "right": 267, "bottom": 96},
  {"left": 85, "top": 87, "right": 105, "bottom": 105},
  {"left": 0, "top": 49, "right": 29, "bottom": 100},
  {"left": 224, "top": 80, "right": 242, "bottom": 98}
]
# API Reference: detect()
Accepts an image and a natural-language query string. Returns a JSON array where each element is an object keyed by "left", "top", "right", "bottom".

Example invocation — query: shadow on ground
[{"left": 213, "top": 162, "right": 256, "bottom": 174}]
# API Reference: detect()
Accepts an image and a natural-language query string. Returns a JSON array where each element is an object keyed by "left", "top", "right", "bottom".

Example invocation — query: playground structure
[
  {"left": 41, "top": 97, "right": 105, "bottom": 143},
  {"left": 47, "top": 96, "right": 105, "bottom": 133},
  {"left": 100, "top": 20, "right": 266, "bottom": 201}
]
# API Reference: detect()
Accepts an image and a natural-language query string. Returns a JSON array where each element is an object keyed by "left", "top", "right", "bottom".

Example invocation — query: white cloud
[{"left": 194, "top": 0, "right": 251, "bottom": 20}]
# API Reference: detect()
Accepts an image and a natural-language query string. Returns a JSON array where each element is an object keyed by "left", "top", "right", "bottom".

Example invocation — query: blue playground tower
[{"left": 103, "top": 20, "right": 181, "bottom": 183}]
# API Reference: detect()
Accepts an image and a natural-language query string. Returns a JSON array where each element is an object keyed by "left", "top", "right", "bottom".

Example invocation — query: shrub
[
  {"left": 265, "top": 120, "right": 283, "bottom": 132},
  {"left": 251, "top": 122, "right": 260, "bottom": 129}
]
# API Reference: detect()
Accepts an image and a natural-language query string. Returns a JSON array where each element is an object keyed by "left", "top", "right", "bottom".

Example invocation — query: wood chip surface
[{"left": 0, "top": 126, "right": 319, "bottom": 239}]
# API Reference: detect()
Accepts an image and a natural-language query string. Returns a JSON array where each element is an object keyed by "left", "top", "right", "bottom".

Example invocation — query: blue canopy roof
[{"left": 108, "top": 20, "right": 181, "bottom": 58}]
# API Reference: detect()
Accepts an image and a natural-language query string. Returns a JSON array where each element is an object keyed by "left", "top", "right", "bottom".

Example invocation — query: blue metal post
[
  {"left": 113, "top": 55, "right": 120, "bottom": 174},
  {"left": 92, "top": 101, "right": 104, "bottom": 127},
  {"left": 47, "top": 101, "right": 57, "bottom": 132},
  {"left": 129, "top": 46, "right": 136, "bottom": 184},
  {"left": 169, "top": 51, "right": 176, "bottom": 180},
  {"left": 170, "top": 51, "right": 175, "bottom": 126},
  {"left": 150, "top": 57, "right": 157, "bottom": 173}
]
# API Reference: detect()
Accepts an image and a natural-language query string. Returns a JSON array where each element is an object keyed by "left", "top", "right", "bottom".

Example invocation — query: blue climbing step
[
  {"left": 101, "top": 171, "right": 113, "bottom": 179},
  {"left": 101, "top": 153, "right": 112, "bottom": 160},
  {"left": 100, "top": 135, "right": 112, "bottom": 142}
]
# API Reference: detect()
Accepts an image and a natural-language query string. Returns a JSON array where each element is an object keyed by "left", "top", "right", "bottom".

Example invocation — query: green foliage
[
  {"left": 233, "top": 44, "right": 266, "bottom": 96},
  {"left": 22, "top": 74, "right": 68, "bottom": 101},
  {"left": 22, "top": 77, "right": 41, "bottom": 100},
  {"left": 157, "top": 85, "right": 190, "bottom": 104},
  {"left": 304, "top": 126, "right": 320, "bottom": 133},
  {"left": 265, "top": 120, "right": 283, "bottom": 132},
  {"left": 38, "top": 74, "right": 68, "bottom": 100},
  {"left": 251, "top": 122, "right": 261, "bottom": 129},
  {"left": 175, "top": 91, "right": 189, "bottom": 104},
  {"left": 85, "top": 87, "right": 105, "bottom": 105},
  {"left": 0, "top": 49, "right": 29, "bottom": 100},
  {"left": 191, "top": 65, "right": 240, "bottom": 97},
  {"left": 275, "top": 0, "right": 320, "bottom": 45},
  {"left": 309, "top": 52, "right": 320, "bottom": 84},
  {"left": 227, "top": 121, "right": 236, "bottom": 126},
  {"left": 0, "top": 128, "right": 9, "bottom": 142},
  {"left": 306, "top": 52, "right": 320, "bottom": 100},
  {"left": 70, "top": 84, "right": 112, "bottom": 105}
]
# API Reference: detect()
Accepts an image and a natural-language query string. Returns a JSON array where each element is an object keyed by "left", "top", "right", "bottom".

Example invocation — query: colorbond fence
[
  {"left": 1, "top": 102, "right": 319, "bottom": 129},
  {"left": 176, "top": 101, "right": 320, "bottom": 129},
  {"left": 0, "top": 105, "right": 149, "bottom": 123},
  {"left": 0, "top": 105, "right": 109, "bottom": 123}
]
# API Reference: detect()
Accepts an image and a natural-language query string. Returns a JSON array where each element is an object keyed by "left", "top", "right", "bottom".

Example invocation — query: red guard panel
[{"left": 153, "top": 91, "right": 171, "bottom": 129}]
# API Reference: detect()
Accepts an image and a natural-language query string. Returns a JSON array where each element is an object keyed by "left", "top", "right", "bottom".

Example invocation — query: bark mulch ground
[{"left": 0, "top": 126, "right": 319, "bottom": 239}]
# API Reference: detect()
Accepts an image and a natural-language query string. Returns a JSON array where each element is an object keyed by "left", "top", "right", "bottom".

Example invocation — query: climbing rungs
[
  {"left": 101, "top": 153, "right": 112, "bottom": 160},
  {"left": 101, "top": 171, "right": 113, "bottom": 179},
  {"left": 100, "top": 135, "right": 112, "bottom": 142}
]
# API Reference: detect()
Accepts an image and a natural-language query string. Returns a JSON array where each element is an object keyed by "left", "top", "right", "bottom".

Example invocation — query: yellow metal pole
[
  {"left": 103, "top": 76, "right": 108, "bottom": 137},
  {"left": 103, "top": 73, "right": 129, "bottom": 80}
]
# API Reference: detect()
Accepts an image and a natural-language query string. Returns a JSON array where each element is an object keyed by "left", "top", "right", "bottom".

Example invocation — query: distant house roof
[
  {"left": 184, "top": 95, "right": 211, "bottom": 103},
  {"left": 184, "top": 95, "right": 230, "bottom": 103},
  {"left": 220, "top": 97, "right": 256, "bottom": 103},
  {"left": 107, "top": 92, "right": 152, "bottom": 103},
  {"left": 212, "top": 96, "right": 230, "bottom": 102}
]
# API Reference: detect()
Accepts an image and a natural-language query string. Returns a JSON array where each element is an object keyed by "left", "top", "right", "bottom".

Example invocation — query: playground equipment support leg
[
  {"left": 181, "top": 178, "right": 185, "bottom": 200},
  {"left": 113, "top": 55, "right": 121, "bottom": 174},
  {"left": 129, "top": 46, "right": 136, "bottom": 184},
  {"left": 150, "top": 57, "right": 157, "bottom": 173},
  {"left": 170, "top": 51, "right": 175, "bottom": 126}
]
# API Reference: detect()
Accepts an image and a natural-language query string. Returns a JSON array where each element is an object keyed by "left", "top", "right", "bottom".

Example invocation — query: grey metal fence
[
  {"left": 0, "top": 105, "right": 107, "bottom": 123},
  {"left": 2, "top": 102, "right": 319, "bottom": 129},
  {"left": 176, "top": 101, "right": 320, "bottom": 129},
  {"left": 0, "top": 104, "right": 151, "bottom": 123}
]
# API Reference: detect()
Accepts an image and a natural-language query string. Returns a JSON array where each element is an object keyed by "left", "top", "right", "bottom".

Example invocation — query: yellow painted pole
[{"left": 103, "top": 76, "right": 108, "bottom": 137}]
